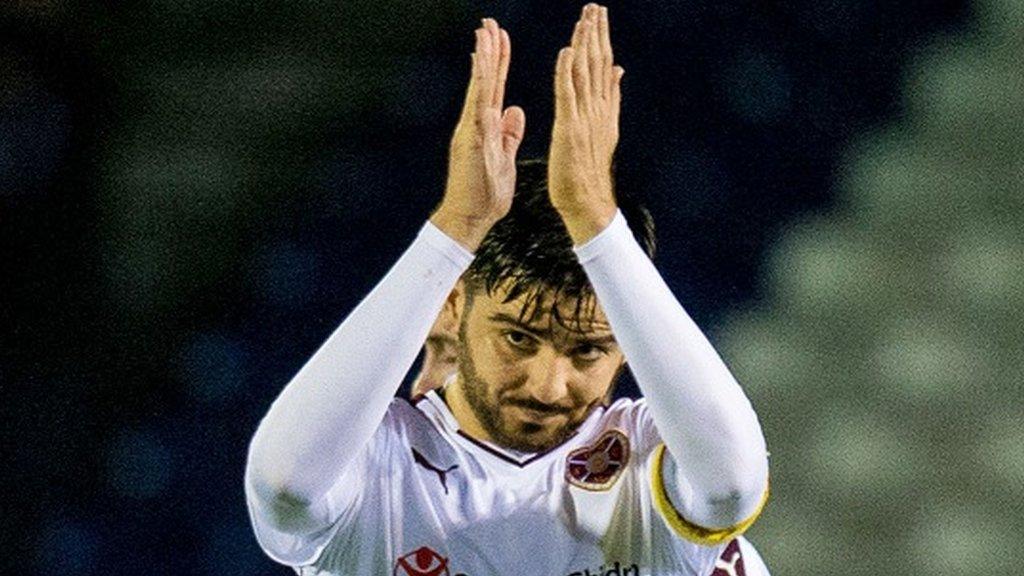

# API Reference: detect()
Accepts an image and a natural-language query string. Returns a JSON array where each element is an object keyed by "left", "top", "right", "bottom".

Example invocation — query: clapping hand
[
  {"left": 548, "top": 4, "right": 623, "bottom": 245},
  {"left": 431, "top": 19, "right": 526, "bottom": 252}
]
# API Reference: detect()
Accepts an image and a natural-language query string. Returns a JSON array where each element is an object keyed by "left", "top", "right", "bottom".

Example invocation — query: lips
[
  {"left": 512, "top": 405, "right": 563, "bottom": 422},
  {"left": 505, "top": 400, "right": 569, "bottom": 421}
]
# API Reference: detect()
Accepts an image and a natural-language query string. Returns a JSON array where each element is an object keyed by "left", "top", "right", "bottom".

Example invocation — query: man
[
  {"left": 246, "top": 5, "right": 770, "bottom": 575},
  {"left": 404, "top": 170, "right": 771, "bottom": 576}
]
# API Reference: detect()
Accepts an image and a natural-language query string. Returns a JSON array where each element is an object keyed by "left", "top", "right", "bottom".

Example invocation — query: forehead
[{"left": 472, "top": 283, "right": 613, "bottom": 335}]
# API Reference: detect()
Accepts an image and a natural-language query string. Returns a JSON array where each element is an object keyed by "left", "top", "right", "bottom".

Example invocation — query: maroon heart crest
[
  {"left": 565, "top": 429, "right": 630, "bottom": 491},
  {"left": 711, "top": 540, "right": 746, "bottom": 576}
]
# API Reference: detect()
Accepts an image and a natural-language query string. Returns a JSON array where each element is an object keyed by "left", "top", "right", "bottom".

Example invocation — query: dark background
[{"left": 2, "top": 1, "right": 981, "bottom": 574}]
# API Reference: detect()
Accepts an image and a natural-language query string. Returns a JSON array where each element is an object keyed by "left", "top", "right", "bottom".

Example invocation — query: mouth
[{"left": 505, "top": 401, "right": 569, "bottom": 423}]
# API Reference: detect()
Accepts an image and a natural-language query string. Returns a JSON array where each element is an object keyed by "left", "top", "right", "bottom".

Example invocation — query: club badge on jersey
[
  {"left": 711, "top": 540, "right": 746, "bottom": 576},
  {"left": 565, "top": 429, "right": 630, "bottom": 491}
]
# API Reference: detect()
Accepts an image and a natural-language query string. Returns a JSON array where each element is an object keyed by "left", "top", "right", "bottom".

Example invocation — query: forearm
[
  {"left": 247, "top": 220, "right": 473, "bottom": 507},
  {"left": 574, "top": 211, "right": 768, "bottom": 528}
]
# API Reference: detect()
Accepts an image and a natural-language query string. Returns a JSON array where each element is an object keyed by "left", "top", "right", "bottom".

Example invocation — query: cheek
[
  {"left": 577, "top": 359, "right": 622, "bottom": 399},
  {"left": 469, "top": 335, "right": 516, "bottom": 381},
  {"left": 486, "top": 333, "right": 522, "bottom": 366},
  {"left": 481, "top": 336, "right": 533, "bottom": 391}
]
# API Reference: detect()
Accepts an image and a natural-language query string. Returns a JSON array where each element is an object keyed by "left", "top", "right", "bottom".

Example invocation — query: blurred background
[{"left": 3, "top": 0, "right": 1022, "bottom": 574}]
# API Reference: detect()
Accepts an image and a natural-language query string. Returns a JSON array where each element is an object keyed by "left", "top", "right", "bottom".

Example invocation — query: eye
[
  {"left": 504, "top": 330, "right": 536, "bottom": 350},
  {"left": 572, "top": 343, "right": 607, "bottom": 361}
]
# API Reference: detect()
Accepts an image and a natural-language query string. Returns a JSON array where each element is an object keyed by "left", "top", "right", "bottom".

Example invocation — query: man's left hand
[{"left": 548, "top": 3, "right": 624, "bottom": 245}]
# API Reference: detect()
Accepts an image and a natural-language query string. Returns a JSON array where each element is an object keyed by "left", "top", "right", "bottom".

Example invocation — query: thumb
[{"left": 500, "top": 105, "right": 526, "bottom": 156}]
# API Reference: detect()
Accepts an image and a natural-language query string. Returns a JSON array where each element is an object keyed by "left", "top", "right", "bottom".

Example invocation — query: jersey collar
[{"left": 415, "top": 389, "right": 606, "bottom": 468}]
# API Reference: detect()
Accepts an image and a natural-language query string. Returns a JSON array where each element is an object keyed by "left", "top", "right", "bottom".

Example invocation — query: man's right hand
[{"left": 431, "top": 18, "right": 526, "bottom": 252}]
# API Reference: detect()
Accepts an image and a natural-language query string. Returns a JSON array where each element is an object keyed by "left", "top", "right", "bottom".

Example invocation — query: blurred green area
[{"left": 722, "top": 0, "right": 1024, "bottom": 573}]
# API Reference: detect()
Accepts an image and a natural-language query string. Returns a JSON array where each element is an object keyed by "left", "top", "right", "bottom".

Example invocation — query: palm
[
  {"left": 443, "top": 19, "right": 525, "bottom": 226},
  {"left": 483, "top": 110, "right": 518, "bottom": 211}
]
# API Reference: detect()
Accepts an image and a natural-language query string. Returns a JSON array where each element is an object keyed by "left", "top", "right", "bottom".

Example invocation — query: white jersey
[{"left": 246, "top": 390, "right": 769, "bottom": 576}]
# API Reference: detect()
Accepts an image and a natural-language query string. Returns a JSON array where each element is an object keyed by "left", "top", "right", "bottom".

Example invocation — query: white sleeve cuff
[
  {"left": 420, "top": 220, "right": 476, "bottom": 269},
  {"left": 572, "top": 209, "right": 633, "bottom": 264}
]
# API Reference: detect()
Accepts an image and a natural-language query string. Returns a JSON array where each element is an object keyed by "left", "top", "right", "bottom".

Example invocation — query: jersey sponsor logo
[
  {"left": 565, "top": 429, "right": 630, "bottom": 491},
  {"left": 394, "top": 546, "right": 454, "bottom": 576},
  {"left": 412, "top": 448, "right": 459, "bottom": 495},
  {"left": 393, "top": 547, "right": 638, "bottom": 576},
  {"left": 711, "top": 540, "right": 745, "bottom": 576},
  {"left": 566, "top": 560, "right": 640, "bottom": 576}
]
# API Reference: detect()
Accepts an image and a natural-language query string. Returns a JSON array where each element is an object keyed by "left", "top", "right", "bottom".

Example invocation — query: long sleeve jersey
[{"left": 245, "top": 211, "right": 770, "bottom": 575}]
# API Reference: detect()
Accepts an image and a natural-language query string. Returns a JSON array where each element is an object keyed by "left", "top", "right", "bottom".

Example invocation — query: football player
[
  {"left": 408, "top": 296, "right": 771, "bottom": 576},
  {"left": 246, "top": 5, "right": 770, "bottom": 575}
]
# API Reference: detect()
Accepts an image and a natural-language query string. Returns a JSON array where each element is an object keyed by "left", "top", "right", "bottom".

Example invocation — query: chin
[{"left": 515, "top": 424, "right": 572, "bottom": 452}]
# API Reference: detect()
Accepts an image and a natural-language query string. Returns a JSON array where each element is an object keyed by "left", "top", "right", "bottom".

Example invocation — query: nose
[{"left": 526, "top": 350, "right": 573, "bottom": 405}]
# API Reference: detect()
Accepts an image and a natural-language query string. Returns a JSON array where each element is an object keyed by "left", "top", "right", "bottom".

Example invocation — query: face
[
  {"left": 410, "top": 309, "right": 460, "bottom": 397},
  {"left": 454, "top": 283, "right": 625, "bottom": 452}
]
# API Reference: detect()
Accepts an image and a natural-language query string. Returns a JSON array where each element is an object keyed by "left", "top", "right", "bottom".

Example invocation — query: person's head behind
[{"left": 448, "top": 158, "right": 656, "bottom": 452}]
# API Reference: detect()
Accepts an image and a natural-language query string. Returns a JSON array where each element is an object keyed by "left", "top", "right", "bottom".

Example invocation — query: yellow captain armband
[{"left": 650, "top": 443, "right": 769, "bottom": 546}]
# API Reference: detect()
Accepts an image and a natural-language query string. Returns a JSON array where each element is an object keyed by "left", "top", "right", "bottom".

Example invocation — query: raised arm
[
  {"left": 550, "top": 4, "right": 768, "bottom": 534},
  {"left": 245, "top": 19, "right": 524, "bottom": 535}
]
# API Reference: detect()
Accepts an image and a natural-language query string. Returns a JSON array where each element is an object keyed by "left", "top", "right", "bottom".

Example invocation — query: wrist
[
  {"left": 558, "top": 202, "right": 618, "bottom": 246},
  {"left": 429, "top": 206, "right": 496, "bottom": 253}
]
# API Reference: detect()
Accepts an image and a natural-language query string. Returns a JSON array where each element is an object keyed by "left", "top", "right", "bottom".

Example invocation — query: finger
[
  {"left": 587, "top": 9, "right": 602, "bottom": 100},
  {"left": 555, "top": 47, "right": 578, "bottom": 119},
  {"left": 599, "top": 6, "right": 613, "bottom": 100},
  {"left": 500, "top": 105, "right": 526, "bottom": 156},
  {"left": 573, "top": 22, "right": 592, "bottom": 111},
  {"left": 459, "top": 34, "right": 482, "bottom": 121},
  {"left": 575, "top": 4, "right": 595, "bottom": 45},
  {"left": 475, "top": 27, "right": 494, "bottom": 113},
  {"left": 579, "top": 3, "right": 592, "bottom": 24},
  {"left": 495, "top": 28, "right": 510, "bottom": 108},
  {"left": 571, "top": 18, "right": 586, "bottom": 50},
  {"left": 483, "top": 18, "right": 501, "bottom": 104}
]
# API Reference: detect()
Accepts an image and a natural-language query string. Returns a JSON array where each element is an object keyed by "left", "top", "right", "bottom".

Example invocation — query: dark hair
[{"left": 463, "top": 158, "right": 656, "bottom": 333}]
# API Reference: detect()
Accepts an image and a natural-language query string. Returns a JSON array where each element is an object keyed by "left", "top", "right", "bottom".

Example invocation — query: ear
[{"left": 442, "top": 278, "right": 466, "bottom": 333}]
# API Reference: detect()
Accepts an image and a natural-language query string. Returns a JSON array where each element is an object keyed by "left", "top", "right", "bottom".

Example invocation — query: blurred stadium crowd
[{"left": 4, "top": 1, "right": 1022, "bottom": 575}]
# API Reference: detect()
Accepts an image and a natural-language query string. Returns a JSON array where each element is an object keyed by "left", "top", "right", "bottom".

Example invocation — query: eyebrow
[
  {"left": 487, "top": 313, "right": 618, "bottom": 346},
  {"left": 426, "top": 334, "right": 457, "bottom": 347}
]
